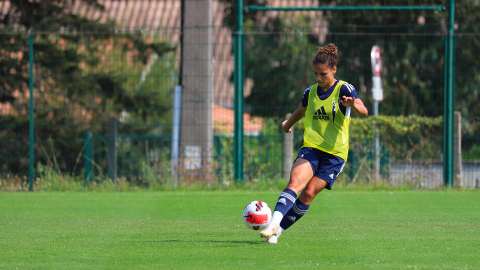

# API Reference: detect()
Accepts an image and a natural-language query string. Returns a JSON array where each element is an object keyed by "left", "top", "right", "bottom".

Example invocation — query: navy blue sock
[
  {"left": 272, "top": 189, "right": 297, "bottom": 218},
  {"left": 280, "top": 198, "right": 310, "bottom": 230}
]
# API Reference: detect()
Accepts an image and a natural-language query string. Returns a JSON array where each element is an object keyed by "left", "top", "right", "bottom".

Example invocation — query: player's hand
[
  {"left": 282, "top": 120, "right": 292, "bottom": 133},
  {"left": 340, "top": 96, "right": 356, "bottom": 107}
]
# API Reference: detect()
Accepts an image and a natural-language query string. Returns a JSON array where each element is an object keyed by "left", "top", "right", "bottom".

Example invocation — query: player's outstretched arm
[
  {"left": 282, "top": 102, "right": 307, "bottom": 133},
  {"left": 340, "top": 96, "right": 368, "bottom": 116}
]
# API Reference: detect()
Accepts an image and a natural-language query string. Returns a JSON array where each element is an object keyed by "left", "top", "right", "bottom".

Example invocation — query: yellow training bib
[{"left": 302, "top": 81, "right": 350, "bottom": 161}]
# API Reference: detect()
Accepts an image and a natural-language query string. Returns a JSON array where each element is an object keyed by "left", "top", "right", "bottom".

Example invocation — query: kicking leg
[
  {"left": 279, "top": 176, "right": 328, "bottom": 231},
  {"left": 261, "top": 158, "right": 313, "bottom": 238},
  {"left": 298, "top": 176, "right": 328, "bottom": 204}
]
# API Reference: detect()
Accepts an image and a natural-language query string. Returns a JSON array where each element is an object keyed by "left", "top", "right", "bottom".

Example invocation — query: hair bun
[
  {"left": 312, "top": 43, "right": 339, "bottom": 68},
  {"left": 317, "top": 44, "right": 338, "bottom": 60}
]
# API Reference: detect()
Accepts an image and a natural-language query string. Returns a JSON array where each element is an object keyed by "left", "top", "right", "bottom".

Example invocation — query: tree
[
  {"left": 219, "top": 0, "right": 480, "bottom": 160},
  {"left": 0, "top": 0, "right": 176, "bottom": 176},
  {"left": 219, "top": 0, "right": 321, "bottom": 118},
  {"left": 243, "top": 15, "right": 320, "bottom": 117},
  {"left": 220, "top": 0, "right": 480, "bottom": 120},
  {"left": 322, "top": 0, "right": 480, "bottom": 154}
]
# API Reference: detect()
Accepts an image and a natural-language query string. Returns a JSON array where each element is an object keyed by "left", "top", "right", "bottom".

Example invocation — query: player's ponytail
[{"left": 312, "top": 43, "right": 339, "bottom": 69}]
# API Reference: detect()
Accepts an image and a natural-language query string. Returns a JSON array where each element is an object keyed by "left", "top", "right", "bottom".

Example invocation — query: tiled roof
[{"left": 213, "top": 105, "right": 264, "bottom": 135}]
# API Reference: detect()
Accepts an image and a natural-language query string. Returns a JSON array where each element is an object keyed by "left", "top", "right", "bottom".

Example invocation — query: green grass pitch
[{"left": 1, "top": 190, "right": 479, "bottom": 269}]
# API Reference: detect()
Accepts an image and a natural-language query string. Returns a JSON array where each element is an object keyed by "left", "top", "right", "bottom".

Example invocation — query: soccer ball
[{"left": 242, "top": 201, "right": 272, "bottom": 230}]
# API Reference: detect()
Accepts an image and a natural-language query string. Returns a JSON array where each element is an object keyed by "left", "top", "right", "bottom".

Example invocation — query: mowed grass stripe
[{"left": 0, "top": 191, "right": 479, "bottom": 269}]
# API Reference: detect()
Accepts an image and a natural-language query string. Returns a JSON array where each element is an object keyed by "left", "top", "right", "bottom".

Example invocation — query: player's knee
[
  {"left": 303, "top": 188, "right": 317, "bottom": 201},
  {"left": 286, "top": 177, "right": 305, "bottom": 193},
  {"left": 298, "top": 189, "right": 316, "bottom": 204}
]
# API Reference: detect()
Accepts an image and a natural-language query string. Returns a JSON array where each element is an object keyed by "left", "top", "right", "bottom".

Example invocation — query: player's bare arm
[
  {"left": 281, "top": 102, "right": 308, "bottom": 133},
  {"left": 341, "top": 96, "right": 368, "bottom": 116}
]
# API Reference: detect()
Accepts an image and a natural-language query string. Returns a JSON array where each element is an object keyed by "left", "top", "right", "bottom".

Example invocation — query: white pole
[
  {"left": 371, "top": 45, "right": 383, "bottom": 182},
  {"left": 453, "top": 111, "right": 462, "bottom": 186},
  {"left": 171, "top": 85, "right": 182, "bottom": 186}
]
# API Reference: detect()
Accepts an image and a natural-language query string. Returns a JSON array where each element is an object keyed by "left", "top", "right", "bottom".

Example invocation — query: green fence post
[
  {"left": 108, "top": 117, "right": 117, "bottom": 182},
  {"left": 214, "top": 135, "right": 221, "bottom": 180},
  {"left": 84, "top": 132, "right": 93, "bottom": 184},
  {"left": 98, "top": 137, "right": 102, "bottom": 179},
  {"left": 129, "top": 138, "right": 133, "bottom": 183},
  {"left": 234, "top": 0, "right": 244, "bottom": 182},
  {"left": 121, "top": 137, "right": 125, "bottom": 180},
  {"left": 84, "top": 132, "right": 88, "bottom": 184},
  {"left": 28, "top": 31, "right": 34, "bottom": 192},
  {"left": 444, "top": 0, "right": 455, "bottom": 188},
  {"left": 137, "top": 139, "right": 141, "bottom": 185}
]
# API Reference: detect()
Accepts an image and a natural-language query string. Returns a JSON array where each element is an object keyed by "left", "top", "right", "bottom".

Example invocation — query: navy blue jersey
[{"left": 301, "top": 80, "right": 360, "bottom": 118}]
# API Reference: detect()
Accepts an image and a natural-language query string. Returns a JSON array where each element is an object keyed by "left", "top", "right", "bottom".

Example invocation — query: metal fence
[{"left": 1, "top": 4, "right": 479, "bottom": 190}]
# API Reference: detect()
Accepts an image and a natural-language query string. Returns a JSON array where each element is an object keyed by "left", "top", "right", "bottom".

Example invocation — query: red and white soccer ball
[{"left": 242, "top": 201, "right": 272, "bottom": 230}]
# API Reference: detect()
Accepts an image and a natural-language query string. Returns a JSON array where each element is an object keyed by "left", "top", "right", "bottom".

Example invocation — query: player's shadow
[
  {"left": 207, "top": 240, "right": 264, "bottom": 245},
  {"left": 136, "top": 240, "right": 263, "bottom": 245}
]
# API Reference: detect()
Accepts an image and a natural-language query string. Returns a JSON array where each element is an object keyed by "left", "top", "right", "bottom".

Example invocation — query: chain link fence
[{"left": 1, "top": 4, "right": 479, "bottom": 190}]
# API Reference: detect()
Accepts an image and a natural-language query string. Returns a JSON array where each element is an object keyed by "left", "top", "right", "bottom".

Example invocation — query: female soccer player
[{"left": 260, "top": 44, "right": 368, "bottom": 243}]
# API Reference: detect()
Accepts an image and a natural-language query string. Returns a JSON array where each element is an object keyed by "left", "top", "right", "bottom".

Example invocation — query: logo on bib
[{"left": 313, "top": 106, "right": 329, "bottom": 120}]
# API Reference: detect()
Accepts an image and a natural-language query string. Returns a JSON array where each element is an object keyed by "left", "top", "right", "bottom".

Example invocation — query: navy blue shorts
[{"left": 295, "top": 147, "right": 346, "bottom": 190}]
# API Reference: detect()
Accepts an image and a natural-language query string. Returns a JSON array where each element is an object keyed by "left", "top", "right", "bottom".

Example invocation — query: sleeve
[
  {"left": 339, "top": 83, "right": 360, "bottom": 118},
  {"left": 340, "top": 83, "right": 360, "bottom": 100},
  {"left": 301, "top": 85, "right": 312, "bottom": 107}
]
